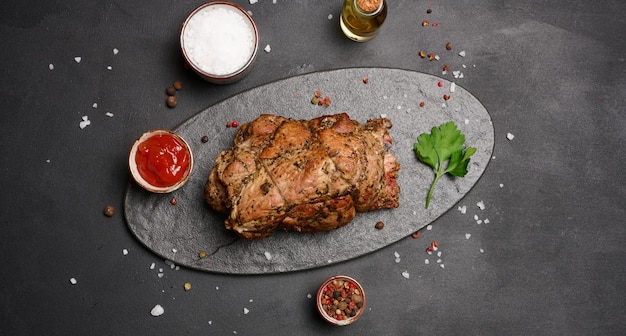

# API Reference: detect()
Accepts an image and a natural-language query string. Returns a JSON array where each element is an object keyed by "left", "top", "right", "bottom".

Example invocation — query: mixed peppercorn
[{"left": 319, "top": 278, "right": 364, "bottom": 322}]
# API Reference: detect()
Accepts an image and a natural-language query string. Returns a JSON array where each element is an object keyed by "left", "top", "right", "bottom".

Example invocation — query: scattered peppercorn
[
  {"left": 419, "top": 101, "right": 425, "bottom": 107},
  {"left": 198, "top": 250, "right": 207, "bottom": 258},
  {"left": 323, "top": 96, "right": 331, "bottom": 107},
  {"left": 437, "top": 81, "right": 443, "bottom": 87},
  {"left": 375, "top": 221, "right": 384, "bottom": 230},
  {"left": 422, "top": 20, "right": 430, "bottom": 26},
  {"left": 103, "top": 205, "right": 115, "bottom": 217},
  {"left": 419, "top": 50, "right": 426, "bottom": 58},
  {"left": 166, "top": 86, "right": 176, "bottom": 96},
  {"left": 411, "top": 231, "right": 421, "bottom": 239},
  {"left": 314, "top": 90, "right": 321, "bottom": 98},
  {"left": 443, "top": 94, "right": 451, "bottom": 101},
  {"left": 170, "top": 198, "right": 177, "bottom": 205},
  {"left": 363, "top": 77, "right": 369, "bottom": 84},
  {"left": 445, "top": 42, "right": 452, "bottom": 50},
  {"left": 184, "top": 282, "right": 192, "bottom": 291},
  {"left": 443, "top": 64, "right": 451, "bottom": 72},
  {"left": 426, "top": 8, "right": 432, "bottom": 14},
  {"left": 201, "top": 135, "right": 209, "bottom": 143},
  {"left": 166, "top": 96, "right": 177, "bottom": 108},
  {"left": 173, "top": 80, "right": 183, "bottom": 90},
  {"left": 428, "top": 53, "right": 435, "bottom": 61}
]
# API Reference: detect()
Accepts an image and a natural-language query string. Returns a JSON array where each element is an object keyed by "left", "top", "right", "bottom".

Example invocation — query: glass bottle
[{"left": 340, "top": 0, "right": 387, "bottom": 42}]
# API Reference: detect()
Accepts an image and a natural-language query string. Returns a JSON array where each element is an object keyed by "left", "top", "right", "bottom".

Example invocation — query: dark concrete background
[{"left": 1, "top": 0, "right": 625, "bottom": 335}]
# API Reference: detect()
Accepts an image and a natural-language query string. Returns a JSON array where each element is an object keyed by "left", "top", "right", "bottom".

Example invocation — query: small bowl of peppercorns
[{"left": 316, "top": 275, "right": 366, "bottom": 326}]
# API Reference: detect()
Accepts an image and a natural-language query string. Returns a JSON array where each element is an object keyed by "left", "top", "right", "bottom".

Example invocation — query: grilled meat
[{"left": 204, "top": 113, "right": 400, "bottom": 239}]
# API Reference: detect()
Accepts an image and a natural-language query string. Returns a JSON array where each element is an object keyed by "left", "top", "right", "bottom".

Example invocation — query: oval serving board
[{"left": 124, "top": 68, "right": 494, "bottom": 274}]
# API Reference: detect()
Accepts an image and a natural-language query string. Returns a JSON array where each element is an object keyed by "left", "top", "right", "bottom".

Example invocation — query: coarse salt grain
[
  {"left": 477, "top": 201, "right": 485, "bottom": 210},
  {"left": 183, "top": 5, "right": 256, "bottom": 76},
  {"left": 465, "top": 233, "right": 471, "bottom": 239},
  {"left": 465, "top": 118, "right": 469, "bottom": 124},
  {"left": 425, "top": 259, "right": 430, "bottom": 264},
  {"left": 499, "top": 183, "right": 504, "bottom": 188},
  {"left": 243, "top": 308, "right": 250, "bottom": 314},
  {"left": 92, "top": 103, "right": 98, "bottom": 108},
  {"left": 49, "top": 64, "right": 54, "bottom": 70},
  {"left": 439, "top": 264, "right": 445, "bottom": 269},
  {"left": 74, "top": 57, "right": 81, "bottom": 63},
  {"left": 264, "top": 44, "right": 271, "bottom": 53},
  {"left": 105, "top": 112, "right": 114, "bottom": 117},
  {"left": 79, "top": 116, "right": 91, "bottom": 129},
  {"left": 150, "top": 263, "right": 155, "bottom": 269},
  {"left": 113, "top": 48, "right": 119, "bottom": 55},
  {"left": 484, "top": 219, "right": 490, "bottom": 224},
  {"left": 328, "top": 14, "right": 333, "bottom": 20},
  {"left": 249, "top": 0, "right": 258, "bottom": 4},
  {"left": 264, "top": 251, "right": 272, "bottom": 260},
  {"left": 507, "top": 133, "right": 515, "bottom": 141},
  {"left": 458, "top": 205, "right": 467, "bottom": 214},
  {"left": 106, "top": 66, "right": 112, "bottom": 70},
  {"left": 458, "top": 50, "right": 466, "bottom": 57},
  {"left": 450, "top": 82, "right": 456, "bottom": 92},
  {"left": 426, "top": 225, "right": 432, "bottom": 230},
  {"left": 151, "top": 304, "right": 164, "bottom": 317},
  {"left": 307, "top": 293, "right": 312, "bottom": 299},
  {"left": 401, "top": 271, "right": 410, "bottom": 279},
  {"left": 123, "top": 249, "right": 128, "bottom": 255},
  {"left": 69, "top": 278, "right": 77, "bottom": 285}
]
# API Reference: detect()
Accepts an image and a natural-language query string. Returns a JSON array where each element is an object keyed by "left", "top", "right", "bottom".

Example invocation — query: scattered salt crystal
[
  {"left": 480, "top": 248, "right": 484, "bottom": 253},
  {"left": 458, "top": 50, "right": 466, "bottom": 57},
  {"left": 273, "top": 0, "right": 277, "bottom": 3},
  {"left": 49, "top": 64, "right": 54, "bottom": 70},
  {"left": 106, "top": 66, "right": 112, "bottom": 70},
  {"left": 69, "top": 278, "right": 77, "bottom": 285},
  {"left": 150, "top": 263, "right": 155, "bottom": 270},
  {"left": 462, "top": 64, "right": 467, "bottom": 68},
  {"left": 474, "top": 215, "right": 479, "bottom": 220},
  {"left": 465, "top": 233, "right": 471, "bottom": 239},
  {"left": 113, "top": 48, "right": 119, "bottom": 55},
  {"left": 159, "top": 268, "right": 163, "bottom": 272},
  {"left": 328, "top": 14, "right": 333, "bottom": 20},
  {"left": 150, "top": 304, "right": 164, "bottom": 317},
  {"left": 484, "top": 219, "right": 490, "bottom": 224},
  {"left": 395, "top": 258, "right": 401, "bottom": 263},
  {"left": 380, "top": 113, "right": 387, "bottom": 118},
  {"left": 499, "top": 183, "right": 504, "bottom": 188},
  {"left": 158, "top": 273, "right": 164, "bottom": 278},
  {"left": 434, "top": 54, "right": 440, "bottom": 61},
  {"left": 442, "top": 70, "right": 448, "bottom": 75},
  {"left": 105, "top": 112, "right": 114, "bottom": 117},
  {"left": 450, "top": 82, "right": 456, "bottom": 92},
  {"left": 123, "top": 249, "right": 128, "bottom": 255},
  {"left": 175, "top": 266, "right": 180, "bottom": 270},
  {"left": 264, "top": 251, "right": 272, "bottom": 260},
  {"left": 264, "top": 44, "right": 271, "bottom": 53},
  {"left": 459, "top": 73, "right": 464, "bottom": 78},
  {"left": 74, "top": 57, "right": 82, "bottom": 63},
  {"left": 249, "top": 299, "right": 253, "bottom": 302},
  {"left": 458, "top": 205, "right": 467, "bottom": 214},
  {"left": 307, "top": 293, "right": 312, "bottom": 299},
  {"left": 79, "top": 116, "right": 91, "bottom": 129},
  {"left": 426, "top": 225, "right": 432, "bottom": 230},
  {"left": 437, "top": 251, "right": 442, "bottom": 257},
  {"left": 439, "top": 264, "right": 445, "bottom": 269},
  {"left": 507, "top": 133, "right": 515, "bottom": 141},
  {"left": 394, "top": 251, "right": 400, "bottom": 258},
  {"left": 464, "top": 118, "right": 469, "bottom": 124},
  {"left": 243, "top": 308, "right": 250, "bottom": 314},
  {"left": 477, "top": 201, "right": 485, "bottom": 210},
  {"left": 424, "top": 259, "right": 430, "bottom": 264},
  {"left": 249, "top": 0, "right": 258, "bottom": 4},
  {"left": 401, "top": 271, "right": 410, "bottom": 279},
  {"left": 436, "top": 259, "right": 442, "bottom": 263},
  {"left": 427, "top": 250, "right": 433, "bottom": 255},
  {"left": 216, "top": 286, "right": 219, "bottom": 290},
  {"left": 46, "top": 159, "right": 50, "bottom": 163},
  {"left": 209, "top": 321, "right": 213, "bottom": 325},
  {"left": 172, "top": 248, "right": 178, "bottom": 253},
  {"left": 477, "top": 219, "right": 483, "bottom": 225},
  {"left": 92, "top": 103, "right": 98, "bottom": 108},
  {"left": 442, "top": 102, "right": 447, "bottom": 108},
  {"left": 396, "top": 105, "right": 402, "bottom": 110}
]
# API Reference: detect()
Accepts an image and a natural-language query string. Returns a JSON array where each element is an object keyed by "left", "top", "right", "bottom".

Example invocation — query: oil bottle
[{"left": 340, "top": 0, "right": 387, "bottom": 42}]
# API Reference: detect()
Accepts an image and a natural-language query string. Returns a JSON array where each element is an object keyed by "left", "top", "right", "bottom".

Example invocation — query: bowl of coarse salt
[{"left": 180, "top": 1, "right": 259, "bottom": 84}]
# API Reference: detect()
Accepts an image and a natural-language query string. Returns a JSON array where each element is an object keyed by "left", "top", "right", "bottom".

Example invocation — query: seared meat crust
[{"left": 205, "top": 113, "right": 400, "bottom": 239}]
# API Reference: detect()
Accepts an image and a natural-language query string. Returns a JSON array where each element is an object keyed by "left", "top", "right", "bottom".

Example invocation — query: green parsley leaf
[{"left": 413, "top": 121, "right": 477, "bottom": 208}]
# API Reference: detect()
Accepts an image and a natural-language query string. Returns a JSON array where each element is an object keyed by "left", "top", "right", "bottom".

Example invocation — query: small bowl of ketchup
[{"left": 128, "top": 129, "right": 193, "bottom": 193}]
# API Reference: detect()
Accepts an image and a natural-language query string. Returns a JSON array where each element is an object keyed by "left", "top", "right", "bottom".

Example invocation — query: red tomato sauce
[{"left": 134, "top": 133, "right": 190, "bottom": 188}]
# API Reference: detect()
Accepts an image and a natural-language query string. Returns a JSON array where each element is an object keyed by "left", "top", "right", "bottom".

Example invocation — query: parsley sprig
[{"left": 414, "top": 121, "right": 477, "bottom": 209}]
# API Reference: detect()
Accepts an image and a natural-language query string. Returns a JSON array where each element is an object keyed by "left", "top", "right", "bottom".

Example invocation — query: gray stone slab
[{"left": 124, "top": 68, "right": 494, "bottom": 274}]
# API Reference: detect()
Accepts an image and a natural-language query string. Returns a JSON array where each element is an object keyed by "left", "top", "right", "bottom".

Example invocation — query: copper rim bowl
[
  {"left": 180, "top": 1, "right": 259, "bottom": 84},
  {"left": 316, "top": 275, "right": 366, "bottom": 326},
  {"left": 128, "top": 129, "right": 193, "bottom": 193}
]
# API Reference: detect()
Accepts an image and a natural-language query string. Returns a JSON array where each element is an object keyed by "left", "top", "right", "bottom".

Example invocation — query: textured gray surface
[{"left": 125, "top": 68, "right": 494, "bottom": 273}]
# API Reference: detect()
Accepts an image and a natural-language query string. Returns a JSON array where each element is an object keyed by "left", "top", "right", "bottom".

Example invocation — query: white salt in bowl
[{"left": 180, "top": 1, "right": 259, "bottom": 84}]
